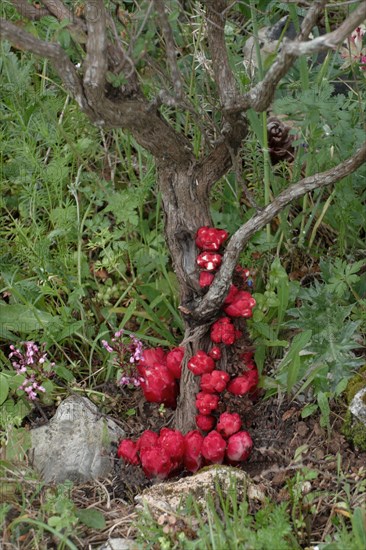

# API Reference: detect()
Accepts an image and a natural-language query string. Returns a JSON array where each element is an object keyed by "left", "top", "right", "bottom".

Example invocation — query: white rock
[
  {"left": 30, "top": 395, "right": 124, "bottom": 483},
  {"left": 349, "top": 388, "right": 366, "bottom": 425},
  {"left": 135, "top": 465, "right": 265, "bottom": 519}
]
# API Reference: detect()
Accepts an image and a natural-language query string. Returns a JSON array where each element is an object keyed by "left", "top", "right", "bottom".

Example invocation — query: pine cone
[{"left": 267, "top": 117, "right": 295, "bottom": 165}]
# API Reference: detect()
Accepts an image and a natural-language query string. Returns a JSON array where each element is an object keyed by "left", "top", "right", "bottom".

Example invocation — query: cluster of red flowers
[
  {"left": 118, "top": 419, "right": 253, "bottom": 480},
  {"left": 117, "top": 226, "right": 258, "bottom": 479}
]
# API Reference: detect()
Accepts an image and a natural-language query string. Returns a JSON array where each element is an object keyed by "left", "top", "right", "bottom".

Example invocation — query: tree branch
[
  {"left": 230, "top": 0, "right": 328, "bottom": 113},
  {"left": 285, "top": 1, "right": 366, "bottom": 55},
  {"left": 154, "top": 0, "right": 184, "bottom": 98},
  {"left": 83, "top": 0, "right": 108, "bottom": 109},
  {"left": 0, "top": 18, "right": 92, "bottom": 115},
  {"left": 205, "top": 0, "right": 240, "bottom": 110},
  {"left": 12, "top": 0, "right": 49, "bottom": 20},
  {"left": 190, "top": 141, "right": 366, "bottom": 322},
  {"left": 1, "top": 14, "right": 194, "bottom": 165}
]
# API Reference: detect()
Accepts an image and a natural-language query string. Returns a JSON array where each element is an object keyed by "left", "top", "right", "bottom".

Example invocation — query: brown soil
[{"left": 3, "top": 389, "right": 365, "bottom": 549}]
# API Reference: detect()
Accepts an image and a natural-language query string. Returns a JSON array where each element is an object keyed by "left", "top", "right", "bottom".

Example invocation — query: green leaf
[
  {"left": 76, "top": 508, "right": 106, "bottom": 530},
  {"left": 301, "top": 403, "right": 318, "bottom": 419},
  {"left": 55, "top": 365, "right": 75, "bottom": 382},
  {"left": 0, "top": 304, "right": 58, "bottom": 334},
  {"left": 352, "top": 507, "right": 366, "bottom": 549},
  {"left": 0, "top": 375, "right": 9, "bottom": 405}
]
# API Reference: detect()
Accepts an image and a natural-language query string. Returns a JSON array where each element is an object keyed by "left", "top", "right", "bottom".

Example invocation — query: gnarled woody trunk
[{"left": 157, "top": 164, "right": 220, "bottom": 433}]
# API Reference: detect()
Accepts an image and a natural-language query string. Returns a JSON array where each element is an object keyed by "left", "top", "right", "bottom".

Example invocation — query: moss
[
  {"left": 341, "top": 410, "right": 366, "bottom": 452},
  {"left": 344, "top": 365, "right": 366, "bottom": 404}
]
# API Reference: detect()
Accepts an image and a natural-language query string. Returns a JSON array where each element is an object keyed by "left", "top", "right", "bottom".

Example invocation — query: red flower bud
[
  {"left": 184, "top": 430, "right": 204, "bottom": 472},
  {"left": 224, "top": 285, "right": 240, "bottom": 305},
  {"left": 196, "top": 227, "right": 228, "bottom": 251},
  {"left": 140, "top": 445, "right": 172, "bottom": 479},
  {"left": 166, "top": 347, "right": 184, "bottom": 379},
  {"left": 159, "top": 428, "right": 185, "bottom": 470},
  {"left": 141, "top": 365, "right": 177, "bottom": 408},
  {"left": 117, "top": 439, "right": 140, "bottom": 465},
  {"left": 196, "top": 252, "right": 222, "bottom": 271},
  {"left": 210, "top": 317, "right": 236, "bottom": 345},
  {"left": 196, "top": 414, "right": 216, "bottom": 431},
  {"left": 216, "top": 412, "right": 242, "bottom": 438},
  {"left": 208, "top": 346, "right": 221, "bottom": 361},
  {"left": 226, "top": 431, "right": 253, "bottom": 462},
  {"left": 188, "top": 351, "right": 215, "bottom": 376},
  {"left": 200, "top": 370, "right": 230, "bottom": 393},
  {"left": 195, "top": 392, "right": 219, "bottom": 415},
  {"left": 138, "top": 348, "right": 166, "bottom": 372},
  {"left": 227, "top": 369, "right": 259, "bottom": 396},
  {"left": 201, "top": 430, "right": 227, "bottom": 464},
  {"left": 199, "top": 271, "right": 215, "bottom": 288},
  {"left": 136, "top": 430, "right": 159, "bottom": 452},
  {"left": 224, "top": 291, "right": 256, "bottom": 318}
]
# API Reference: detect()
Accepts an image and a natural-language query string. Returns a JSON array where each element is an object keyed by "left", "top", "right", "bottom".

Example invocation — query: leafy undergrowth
[{"left": 1, "top": 395, "right": 365, "bottom": 549}]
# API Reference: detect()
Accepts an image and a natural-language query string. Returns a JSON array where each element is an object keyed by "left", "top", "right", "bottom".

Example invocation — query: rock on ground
[
  {"left": 135, "top": 465, "right": 265, "bottom": 520},
  {"left": 350, "top": 388, "right": 366, "bottom": 425},
  {"left": 30, "top": 395, "right": 124, "bottom": 483}
]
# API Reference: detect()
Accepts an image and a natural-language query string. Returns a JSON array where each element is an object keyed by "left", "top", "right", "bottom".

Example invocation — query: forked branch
[{"left": 191, "top": 142, "right": 366, "bottom": 321}]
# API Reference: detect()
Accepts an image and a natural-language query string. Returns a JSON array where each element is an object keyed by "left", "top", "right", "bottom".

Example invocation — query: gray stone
[
  {"left": 349, "top": 388, "right": 366, "bottom": 425},
  {"left": 135, "top": 465, "right": 265, "bottom": 520},
  {"left": 30, "top": 395, "right": 124, "bottom": 483},
  {"left": 99, "top": 539, "right": 139, "bottom": 550}
]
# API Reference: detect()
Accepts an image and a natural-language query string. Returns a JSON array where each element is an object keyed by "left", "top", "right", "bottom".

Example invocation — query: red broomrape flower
[
  {"left": 199, "top": 271, "right": 215, "bottom": 288},
  {"left": 166, "top": 347, "right": 184, "bottom": 379},
  {"left": 227, "top": 369, "right": 259, "bottom": 396},
  {"left": 159, "top": 428, "right": 185, "bottom": 470},
  {"left": 195, "top": 392, "right": 219, "bottom": 415},
  {"left": 224, "top": 290, "right": 256, "bottom": 318},
  {"left": 184, "top": 430, "right": 204, "bottom": 472},
  {"left": 117, "top": 439, "right": 140, "bottom": 465},
  {"left": 200, "top": 370, "right": 230, "bottom": 393},
  {"left": 140, "top": 365, "right": 177, "bottom": 408},
  {"left": 196, "top": 414, "right": 216, "bottom": 431},
  {"left": 140, "top": 445, "right": 172, "bottom": 479},
  {"left": 196, "top": 227, "right": 228, "bottom": 251},
  {"left": 226, "top": 431, "right": 253, "bottom": 462},
  {"left": 210, "top": 317, "right": 236, "bottom": 345},
  {"left": 188, "top": 351, "right": 215, "bottom": 376},
  {"left": 216, "top": 412, "right": 242, "bottom": 438},
  {"left": 196, "top": 252, "right": 222, "bottom": 271},
  {"left": 201, "top": 430, "right": 227, "bottom": 464}
]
